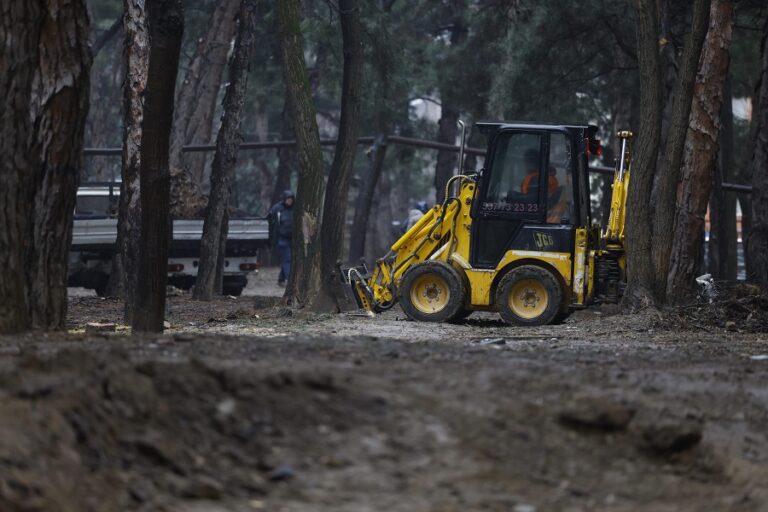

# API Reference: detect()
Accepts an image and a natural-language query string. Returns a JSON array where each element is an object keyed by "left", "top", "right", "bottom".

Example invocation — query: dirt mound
[
  {"left": 0, "top": 349, "right": 376, "bottom": 511},
  {"left": 665, "top": 282, "right": 768, "bottom": 333}
]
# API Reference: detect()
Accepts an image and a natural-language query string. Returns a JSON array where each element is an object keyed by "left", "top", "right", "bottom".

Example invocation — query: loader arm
[
  {"left": 603, "top": 130, "right": 633, "bottom": 246},
  {"left": 349, "top": 177, "right": 473, "bottom": 312}
]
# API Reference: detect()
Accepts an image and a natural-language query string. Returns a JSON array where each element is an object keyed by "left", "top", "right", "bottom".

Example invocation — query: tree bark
[
  {"left": 194, "top": 0, "right": 257, "bottom": 300},
  {"left": 666, "top": 0, "right": 734, "bottom": 304},
  {"left": 318, "top": 0, "right": 364, "bottom": 310},
  {"left": 650, "top": 0, "right": 711, "bottom": 301},
  {"left": 132, "top": 0, "right": 183, "bottom": 332},
  {"left": 708, "top": 73, "right": 737, "bottom": 280},
  {"left": 276, "top": 0, "right": 326, "bottom": 307},
  {"left": 747, "top": 16, "right": 768, "bottom": 289},
  {"left": 271, "top": 100, "right": 297, "bottom": 207},
  {"left": 0, "top": 1, "right": 42, "bottom": 333},
  {"left": 109, "top": 0, "right": 149, "bottom": 322},
  {"left": 27, "top": 0, "right": 92, "bottom": 330},
  {"left": 170, "top": 0, "right": 240, "bottom": 185},
  {"left": 623, "top": 0, "right": 663, "bottom": 309}
]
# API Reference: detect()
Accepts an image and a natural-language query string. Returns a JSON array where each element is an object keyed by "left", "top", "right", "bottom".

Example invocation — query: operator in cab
[{"left": 520, "top": 149, "right": 559, "bottom": 195}]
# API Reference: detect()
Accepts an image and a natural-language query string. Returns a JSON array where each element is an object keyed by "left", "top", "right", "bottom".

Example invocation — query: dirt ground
[{"left": 0, "top": 269, "right": 766, "bottom": 511}]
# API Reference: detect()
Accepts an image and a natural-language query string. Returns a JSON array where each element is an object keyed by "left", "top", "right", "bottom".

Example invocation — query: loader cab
[{"left": 470, "top": 123, "right": 594, "bottom": 268}]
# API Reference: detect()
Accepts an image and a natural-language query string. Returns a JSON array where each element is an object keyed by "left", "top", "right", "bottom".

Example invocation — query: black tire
[
  {"left": 398, "top": 261, "right": 465, "bottom": 323},
  {"left": 495, "top": 265, "right": 563, "bottom": 326},
  {"left": 222, "top": 276, "right": 247, "bottom": 296}
]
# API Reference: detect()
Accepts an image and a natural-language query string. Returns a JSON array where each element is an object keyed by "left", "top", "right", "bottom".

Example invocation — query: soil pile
[
  {"left": 0, "top": 348, "right": 379, "bottom": 511},
  {"left": 0, "top": 331, "right": 766, "bottom": 511},
  {"left": 666, "top": 282, "right": 768, "bottom": 332}
]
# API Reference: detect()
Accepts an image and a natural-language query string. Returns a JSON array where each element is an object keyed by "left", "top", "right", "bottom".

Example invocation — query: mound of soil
[
  {"left": 0, "top": 348, "right": 379, "bottom": 511},
  {"left": 665, "top": 282, "right": 768, "bottom": 333},
  {"left": 1, "top": 330, "right": 766, "bottom": 511}
]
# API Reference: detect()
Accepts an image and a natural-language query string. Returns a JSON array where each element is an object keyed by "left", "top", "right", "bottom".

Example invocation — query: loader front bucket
[{"left": 331, "top": 263, "right": 373, "bottom": 314}]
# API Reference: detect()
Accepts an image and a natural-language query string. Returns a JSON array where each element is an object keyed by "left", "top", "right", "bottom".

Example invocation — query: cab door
[{"left": 470, "top": 129, "right": 548, "bottom": 268}]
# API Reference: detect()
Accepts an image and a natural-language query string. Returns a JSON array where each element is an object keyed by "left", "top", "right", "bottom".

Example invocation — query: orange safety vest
[{"left": 521, "top": 173, "right": 559, "bottom": 194}]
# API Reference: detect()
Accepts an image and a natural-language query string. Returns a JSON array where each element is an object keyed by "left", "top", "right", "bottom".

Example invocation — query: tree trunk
[
  {"left": 653, "top": 0, "right": 679, "bottom": 185},
  {"left": 708, "top": 73, "right": 737, "bottom": 280},
  {"left": 347, "top": 12, "right": 393, "bottom": 264},
  {"left": 666, "top": 0, "right": 734, "bottom": 304},
  {"left": 276, "top": 0, "right": 326, "bottom": 307},
  {"left": 26, "top": 0, "right": 91, "bottom": 330},
  {"left": 170, "top": 0, "right": 239, "bottom": 185},
  {"left": 194, "top": 0, "right": 257, "bottom": 300},
  {"left": 318, "top": 0, "right": 364, "bottom": 310},
  {"left": 650, "top": 0, "right": 711, "bottom": 301},
  {"left": 109, "top": 0, "right": 149, "bottom": 321},
  {"left": 747, "top": 16, "right": 768, "bottom": 289},
  {"left": 349, "top": 133, "right": 388, "bottom": 263},
  {"left": 132, "top": 0, "right": 184, "bottom": 332},
  {"left": 271, "top": 100, "right": 296, "bottom": 207},
  {"left": 623, "top": 0, "right": 663, "bottom": 309},
  {"left": 0, "top": 1, "right": 42, "bottom": 333}
]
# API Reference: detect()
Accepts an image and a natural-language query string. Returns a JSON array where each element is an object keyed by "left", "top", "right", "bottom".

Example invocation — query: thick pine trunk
[
  {"left": 132, "top": 0, "right": 184, "bottom": 332},
  {"left": 708, "top": 74, "right": 737, "bottom": 280},
  {"left": 109, "top": 0, "right": 149, "bottom": 321},
  {"left": 666, "top": 0, "right": 734, "bottom": 304},
  {"left": 747, "top": 17, "right": 768, "bottom": 289},
  {"left": 194, "top": 0, "right": 257, "bottom": 300},
  {"left": 650, "top": 0, "right": 711, "bottom": 301},
  {"left": 170, "top": 0, "right": 239, "bottom": 186},
  {"left": 318, "top": 0, "right": 364, "bottom": 310},
  {"left": 276, "top": 0, "right": 326, "bottom": 307},
  {"left": 27, "top": 0, "right": 91, "bottom": 330},
  {"left": 0, "top": 1, "right": 42, "bottom": 333},
  {"left": 623, "top": 0, "right": 663, "bottom": 308}
]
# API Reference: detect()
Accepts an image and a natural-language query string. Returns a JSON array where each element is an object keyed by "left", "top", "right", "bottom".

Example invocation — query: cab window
[
  {"left": 481, "top": 132, "right": 543, "bottom": 217},
  {"left": 546, "top": 132, "right": 573, "bottom": 224}
]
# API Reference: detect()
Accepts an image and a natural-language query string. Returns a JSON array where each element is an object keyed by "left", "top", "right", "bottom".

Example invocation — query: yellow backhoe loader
[{"left": 338, "top": 122, "right": 633, "bottom": 326}]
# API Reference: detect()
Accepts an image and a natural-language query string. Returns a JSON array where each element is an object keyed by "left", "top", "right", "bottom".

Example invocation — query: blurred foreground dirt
[{"left": 0, "top": 287, "right": 766, "bottom": 511}]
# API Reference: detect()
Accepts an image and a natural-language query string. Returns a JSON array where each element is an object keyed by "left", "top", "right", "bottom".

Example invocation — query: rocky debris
[
  {"left": 633, "top": 414, "right": 704, "bottom": 455},
  {"left": 268, "top": 465, "right": 295, "bottom": 482},
  {"left": 665, "top": 282, "right": 768, "bottom": 333},
  {"left": 558, "top": 397, "right": 635, "bottom": 431},
  {"left": 85, "top": 322, "right": 117, "bottom": 334}
]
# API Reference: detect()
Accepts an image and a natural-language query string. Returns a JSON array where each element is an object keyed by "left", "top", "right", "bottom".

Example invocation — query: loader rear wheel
[
  {"left": 398, "top": 262, "right": 465, "bottom": 323},
  {"left": 496, "top": 265, "right": 563, "bottom": 326}
]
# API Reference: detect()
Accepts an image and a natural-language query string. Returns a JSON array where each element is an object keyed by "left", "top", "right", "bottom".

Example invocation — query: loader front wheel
[
  {"left": 398, "top": 262, "right": 465, "bottom": 323},
  {"left": 496, "top": 265, "right": 563, "bottom": 326}
]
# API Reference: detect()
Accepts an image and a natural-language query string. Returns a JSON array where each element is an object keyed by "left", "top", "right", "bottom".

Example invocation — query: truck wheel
[
  {"left": 495, "top": 265, "right": 563, "bottom": 326},
  {"left": 398, "top": 261, "right": 465, "bottom": 323},
  {"left": 222, "top": 275, "right": 248, "bottom": 296}
]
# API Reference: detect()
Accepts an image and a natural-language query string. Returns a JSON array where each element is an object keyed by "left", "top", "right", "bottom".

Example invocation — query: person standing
[{"left": 268, "top": 190, "right": 295, "bottom": 286}]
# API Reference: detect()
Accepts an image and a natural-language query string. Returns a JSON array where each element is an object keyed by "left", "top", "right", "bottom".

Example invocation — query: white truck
[{"left": 68, "top": 184, "right": 270, "bottom": 296}]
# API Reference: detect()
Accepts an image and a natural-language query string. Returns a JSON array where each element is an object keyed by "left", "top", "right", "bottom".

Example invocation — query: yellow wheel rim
[
  {"left": 410, "top": 273, "right": 450, "bottom": 314},
  {"left": 508, "top": 278, "right": 549, "bottom": 320}
]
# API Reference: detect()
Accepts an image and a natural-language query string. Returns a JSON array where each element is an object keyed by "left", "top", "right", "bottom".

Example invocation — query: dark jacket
[{"left": 268, "top": 192, "right": 295, "bottom": 244}]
